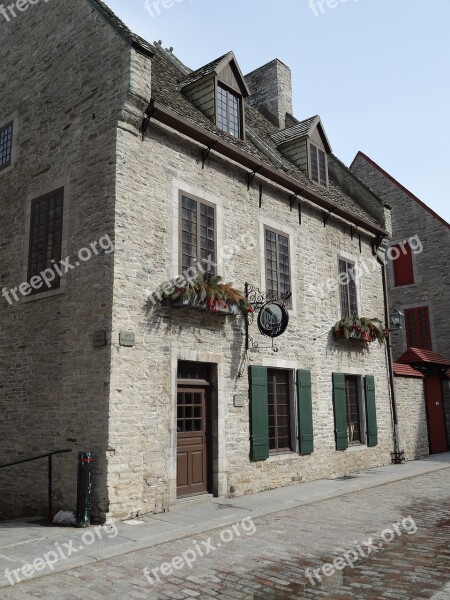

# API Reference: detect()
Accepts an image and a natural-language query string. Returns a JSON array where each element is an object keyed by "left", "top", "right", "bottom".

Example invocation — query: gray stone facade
[
  {"left": 1, "top": 0, "right": 402, "bottom": 522},
  {"left": 351, "top": 152, "right": 450, "bottom": 361},
  {"left": 394, "top": 374, "right": 428, "bottom": 460}
]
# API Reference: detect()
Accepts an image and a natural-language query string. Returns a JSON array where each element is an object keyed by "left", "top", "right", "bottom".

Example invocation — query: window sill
[
  {"left": 20, "top": 286, "right": 65, "bottom": 304},
  {"left": 344, "top": 444, "right": 368, "bottom": 452},
  {"left": 267, "top": 451, "right": 299, "bottom": 463}
]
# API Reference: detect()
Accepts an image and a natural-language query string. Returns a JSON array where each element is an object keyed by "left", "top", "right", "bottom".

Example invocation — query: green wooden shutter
[
  {"left": 297, "top": 369, "right": 314, "bottom": 455},
  {"left": 249, "top": 366, "right": 269, "bottom": 461},
  {"left": 365, "top": 375, "right": 378, "bottom": 447},
  {"left": 333, "top": 373, "right": 348, "bottom": 451}
]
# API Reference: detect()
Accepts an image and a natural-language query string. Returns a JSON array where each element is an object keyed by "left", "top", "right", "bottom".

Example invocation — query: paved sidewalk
[{"left": 1, "top": 452, "right": 449, "bottom": 589}]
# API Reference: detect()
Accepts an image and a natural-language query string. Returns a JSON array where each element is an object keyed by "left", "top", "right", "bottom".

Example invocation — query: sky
[{"left": 105, "top": 0, "right": 450, "bottom": 223}]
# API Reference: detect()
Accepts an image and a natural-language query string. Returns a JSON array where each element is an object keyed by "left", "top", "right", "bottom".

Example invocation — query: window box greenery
[
  {"left": 332, "top": 315, "right": 387, "bottom": 345},
  {"left": 153, "top": 274, "right": 253, "bottom": 318}
]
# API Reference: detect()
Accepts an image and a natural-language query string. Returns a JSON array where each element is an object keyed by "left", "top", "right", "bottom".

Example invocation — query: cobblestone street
[{"left": 2, "top": 468, "right": 449, "bottom": 599}]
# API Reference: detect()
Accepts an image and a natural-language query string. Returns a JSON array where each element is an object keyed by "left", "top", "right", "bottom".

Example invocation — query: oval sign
[{"left": 257, "top": 303, "right": 289, "bottom": 338}]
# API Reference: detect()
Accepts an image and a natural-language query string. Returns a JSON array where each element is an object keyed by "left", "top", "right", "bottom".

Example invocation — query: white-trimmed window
[
  {"left": 180, "top": 192, "right": 216, "bottom": 274},
  {"left": 339, "top": 259, "right": 358, "bottom": 318},
  {"left": 264, "top": 226, "right": 291, "bottom": 303}
]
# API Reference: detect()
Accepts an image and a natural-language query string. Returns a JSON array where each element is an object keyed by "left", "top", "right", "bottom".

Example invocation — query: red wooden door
[
  {"left": 424, "top": 375, "right": 448, "bottom": 454},
  {"left": 177, "top": 388, "right": 208, "bottom": 497}
]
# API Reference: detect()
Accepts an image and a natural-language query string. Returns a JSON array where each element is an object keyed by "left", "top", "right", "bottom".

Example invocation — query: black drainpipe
[{"left": 375, "top": 250, "right": 404, "bottom": 463}]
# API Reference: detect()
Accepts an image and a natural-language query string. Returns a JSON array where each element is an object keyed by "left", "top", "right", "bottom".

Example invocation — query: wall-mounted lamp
[{"left": 387, "top": 308, "right": 405, "bottom": 332}]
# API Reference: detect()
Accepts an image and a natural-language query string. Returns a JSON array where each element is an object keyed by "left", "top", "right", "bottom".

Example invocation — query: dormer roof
[
  {"left": 179, "top": 51, "right": 250, "bottom": 97},
  {"left": 271, "top": 115, "right": 332, "bottom": 153}
]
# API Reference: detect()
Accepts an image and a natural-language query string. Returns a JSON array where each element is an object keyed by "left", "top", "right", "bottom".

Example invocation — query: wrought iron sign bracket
[
  {"left": 289, "top": 193, "right": 297, "bottom": 211},
  {"left": 244, "top": 283, "right": 291, "bottom": 353},
  {"left": 259, "top": 183, "right": 263, "bottom": 208}
]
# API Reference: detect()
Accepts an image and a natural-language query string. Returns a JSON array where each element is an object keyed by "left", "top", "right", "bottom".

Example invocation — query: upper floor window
[
  {"left": 264, "top": 227, "right": 291, "bottom": 302},
  {"left": 339, "top": 259, "right": 357, "bottom": 318},
  {"left": 392, "top": 243, "right": 414, "bottom": 286},
  {"left": 405, "top": 306, "right": 432, "bottom": 350},
  {"left": 0, "top": 121, "right": 13, "bottom": 171},
  {"left": 310, "top": 143, "right": 327, "bottom": 187},
  {"left": 180, "top": 194, "right": 216, "bottom": 274},
  {"left": 28, "top": 188, "right": 64, "bottom": 293},
  {"left": 217, "top": 83, "right": 241, "bottom": 138}
]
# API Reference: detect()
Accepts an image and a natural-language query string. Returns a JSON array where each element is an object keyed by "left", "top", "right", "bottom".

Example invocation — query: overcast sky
[{"left": 105, "top": 0, "right": 450, "bottom": 222}]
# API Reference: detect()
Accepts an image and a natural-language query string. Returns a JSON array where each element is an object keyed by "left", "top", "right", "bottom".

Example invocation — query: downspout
[{"left": 375, "top": 249, "right": 404, "bottom": 463}]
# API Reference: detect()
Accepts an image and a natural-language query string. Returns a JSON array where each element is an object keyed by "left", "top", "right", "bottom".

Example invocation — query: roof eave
[{"left": 146, "top": 100, "right": 388, "bottom": 238}]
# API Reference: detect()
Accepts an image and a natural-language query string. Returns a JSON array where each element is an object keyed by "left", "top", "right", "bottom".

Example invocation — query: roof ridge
[{"left": 351, "top": 151, "right": 450, "bottom": 230}]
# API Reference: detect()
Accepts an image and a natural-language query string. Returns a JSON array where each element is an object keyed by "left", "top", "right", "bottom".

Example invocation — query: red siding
[
  {"left": 405, "top": 307, "right": 432, "bottom": 351},
  {"left": 393, "top": 243, "right": 414, "bottom": 286}
]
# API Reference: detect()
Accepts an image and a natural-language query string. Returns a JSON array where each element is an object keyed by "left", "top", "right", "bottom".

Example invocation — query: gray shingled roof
[
  {"left": 150, "top": 46, "right": 381, "bottom": 225},
  {"left": 179, "top": 52, "right": 232, "bottom": 89},
  {"left": 270, "top": 116, "right": 319, "bottom": 146},
  {"left": 91, "top": 1, "right": 382, "bottom": 227}
]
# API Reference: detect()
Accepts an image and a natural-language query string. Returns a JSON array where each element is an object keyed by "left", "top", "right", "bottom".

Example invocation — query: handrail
[{"left": 0, "top": 449, "right": 72, "bottom": 523}]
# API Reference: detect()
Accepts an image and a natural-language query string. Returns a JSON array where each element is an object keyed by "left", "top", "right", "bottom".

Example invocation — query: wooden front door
[
  {"left": 177, "top": 387, "right": 208, "bottom": 497},
  {"left": 424, "top": 375, "right": 448, "bottom": 454}
]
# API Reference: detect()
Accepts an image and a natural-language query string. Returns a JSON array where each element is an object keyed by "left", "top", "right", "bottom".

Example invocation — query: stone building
[
  {"left": 1, "top": 0, "right": 402, "bottom": 522},
  {"left": 351, "top": 153, "right": 450, "bottom": 457}
]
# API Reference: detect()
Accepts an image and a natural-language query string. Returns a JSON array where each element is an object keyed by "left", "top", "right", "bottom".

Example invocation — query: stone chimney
[{"left": 245, "top": 59, "right": 293, "bottom": 129}]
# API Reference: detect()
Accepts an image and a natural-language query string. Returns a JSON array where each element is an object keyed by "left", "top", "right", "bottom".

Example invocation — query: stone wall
[
  {"left": 351, "top": 155, "right": 450, "bottom": 361},
  {"left": 0, "top": 0, "right": 133, "bottom": 520},
  {"left": 394, "top": 375, "right": 429, "bottom": 460},
  {"left": 107, "top": 65, "right": 394, "bottom": 519}
]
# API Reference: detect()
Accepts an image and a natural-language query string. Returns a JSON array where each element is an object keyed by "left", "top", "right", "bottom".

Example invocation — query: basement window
[
  {"left": 217, "top": 83, "right": 241, "bottom": 138},
  {"left": 310, "top": 143, "right": 328, "bottom": 187}
]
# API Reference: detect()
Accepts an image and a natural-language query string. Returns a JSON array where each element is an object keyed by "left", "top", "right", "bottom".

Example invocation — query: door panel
[
  {"left": 425, "top": 376, "right": 448, "bottom": 454},
  {"left": 177, "top": 388, "right": 208, "bottom": 497}
]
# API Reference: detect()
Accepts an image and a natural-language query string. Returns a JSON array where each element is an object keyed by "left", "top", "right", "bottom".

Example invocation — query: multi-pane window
[
  {"left": 405, "top": 306, "right": 432, "bottom": 350},
  {"left": 180, "top": 195, "right": 216, "bottom": 274},
  {"left": 339, "top": 259, "right": 357, "bottom": 318},
  {"left": 345, "top": 375, "right": 362, "bottom": 444},
  {"left": 28, "top": 188, "right": 64, "bottom": 292},
  {"left": 0, "top": 121, "right": 13, "bottom": 171},
  {"left": 310, "top": 143, "right": 327, "bottom": 187},
  {"left": 265, "top": 228, "right": 291, "bottom": 302},
  {"left": 268, "top": 369, "right": 291, "bottom": 452},
  {"left": 217, "top": 83, "right": 241, "bottom": 138}
]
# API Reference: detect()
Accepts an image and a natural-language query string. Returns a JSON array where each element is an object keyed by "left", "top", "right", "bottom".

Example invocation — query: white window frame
[
  {"left": 171, "top": 179, "right": 224, "bottom": 280},
  {"left": 341, "top": 369, "right": 368, "bottom": 449},
  {"left": 259, "top": 217, "right": 297, "bottom": 315}
]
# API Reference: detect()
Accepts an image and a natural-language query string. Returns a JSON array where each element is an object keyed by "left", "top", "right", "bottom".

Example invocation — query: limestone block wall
[
  {"left": 394, "top": 375, "right": 429, "bottom": 460},
  {"left": 108, "top": 76, "right": 394, "bottom": 520},
  {"left": 0, "top": 0, "right": 132, "bottom": 520}
]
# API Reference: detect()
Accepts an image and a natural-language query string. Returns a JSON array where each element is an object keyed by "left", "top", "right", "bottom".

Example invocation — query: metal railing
[{"left": 0, "top": 449, "right": 72, "bottom": 523}]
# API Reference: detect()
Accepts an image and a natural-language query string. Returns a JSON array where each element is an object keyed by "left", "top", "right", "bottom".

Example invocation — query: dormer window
[
  {"left": 180, "top": 51, "right": 249, "bottom": 142},
  {"left": 217, "top": 83, "right": 241, "bottom": 138},
  {"left": 310, "top": 143, "right": 328, "bottom": 187},
  {"left": 270, "top": 115, "right": 331, "bottom": 189}
]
